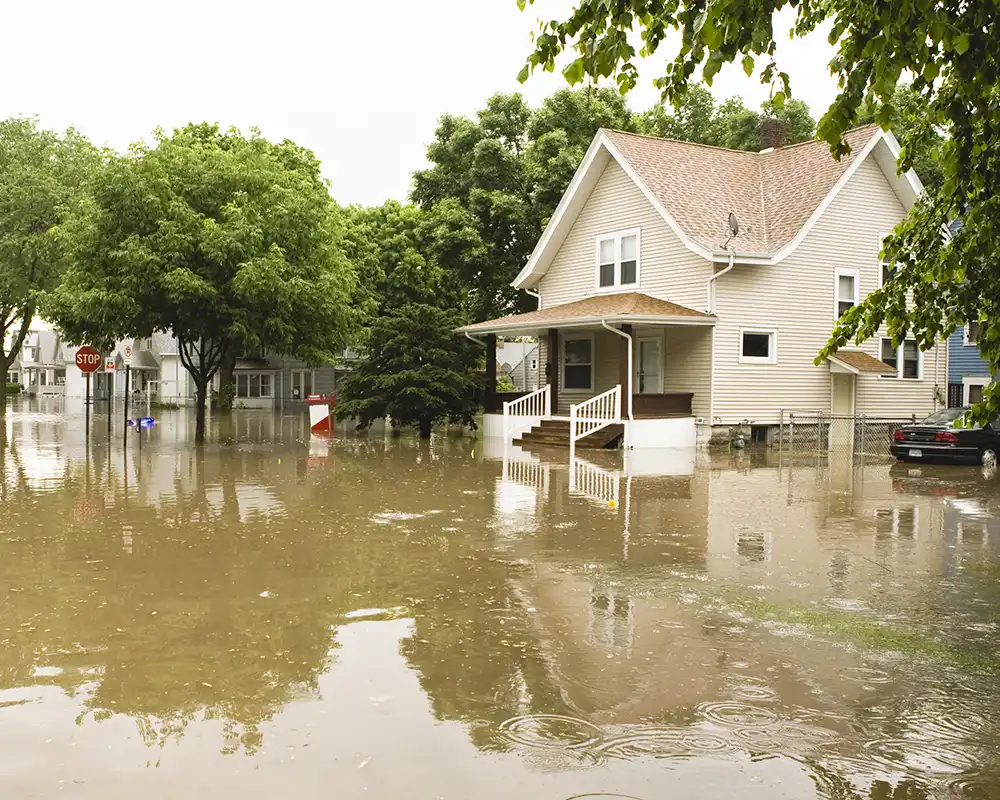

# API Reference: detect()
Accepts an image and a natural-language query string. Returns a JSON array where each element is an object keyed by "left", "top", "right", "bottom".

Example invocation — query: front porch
[{"left": 460, "top": 292, "right": 714, "bottom": 450}]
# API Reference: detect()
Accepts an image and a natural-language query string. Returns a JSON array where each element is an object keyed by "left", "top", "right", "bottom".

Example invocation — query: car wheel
[{"left": 983, "top": 447, "right": 998, "bottom": 468}]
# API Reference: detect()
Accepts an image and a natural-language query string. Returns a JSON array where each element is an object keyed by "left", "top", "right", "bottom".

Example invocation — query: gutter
[
  {"left": 706, "top": 252, "right": 735, "bottom": 313},
  {"left": 523, "top": 288, "right": 541, "bottom": 309},
  {"left": 601, "top": 320, "right": 634, "bottom": 422}
]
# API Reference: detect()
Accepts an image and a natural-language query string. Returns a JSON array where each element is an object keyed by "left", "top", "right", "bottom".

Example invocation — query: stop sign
[{"left": 75, "top": 346, "right": 102, "bottom": 373}]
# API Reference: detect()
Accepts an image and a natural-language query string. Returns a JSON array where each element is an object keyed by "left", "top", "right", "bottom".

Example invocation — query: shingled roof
[
  {"left": 602, "top": 125, "right": 880, "bottom": 253},
  {"left": 457, "top": 292, "right": 714, "bottom": 335},
  {"left": 514, "top": 124, "right": 921, "bottom": 289}
]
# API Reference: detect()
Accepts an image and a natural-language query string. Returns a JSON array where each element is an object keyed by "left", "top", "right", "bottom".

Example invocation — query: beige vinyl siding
[
  {"left": 537, "top": 160, "right": 712, "bottom": 311},
  {"left": 712, "top": 155, "right": 946, "bottom": 424},
  {"left": 663, "top": 327, "right": 713, "bottom": 420}
]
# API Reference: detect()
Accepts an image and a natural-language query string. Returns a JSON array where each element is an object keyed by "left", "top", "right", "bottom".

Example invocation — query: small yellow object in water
[{"left": 608, "top": 500, "right": 616, "bottom": 510}]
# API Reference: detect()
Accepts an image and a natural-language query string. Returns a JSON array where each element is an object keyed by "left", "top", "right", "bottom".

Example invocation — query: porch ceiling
[{"left": 456, "top": 292, "right": 715, "bottom": 337}]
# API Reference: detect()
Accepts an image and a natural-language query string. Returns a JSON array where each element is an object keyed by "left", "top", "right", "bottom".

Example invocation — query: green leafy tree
[
  {"left": 413, "top": 88, "right": 637, "bottom": 321},
  {"left": 47, "top": 124, "right": 355, "bottom": 441},
  {"left": 856, "top": 84, "right": 944, "bottom": 191},
  {"left": 0, "top": 118, "right": 99, "bottom": 414},
  {"left": 636, "top": 84, "right": 815, "bottom": 150},
  {"left": 335, "top": 202, "right": 483, "bottom": 438},
  {"left": 516, "top": 0, "right": 998, "bottom": 418}
]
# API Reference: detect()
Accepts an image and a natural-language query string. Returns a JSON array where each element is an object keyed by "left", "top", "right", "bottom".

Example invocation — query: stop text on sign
[{"left": 75, "top": 346, "right": 102, "bottom": 373}]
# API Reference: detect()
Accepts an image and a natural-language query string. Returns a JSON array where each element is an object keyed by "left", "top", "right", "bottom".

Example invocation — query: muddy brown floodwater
[{"left": 3, "top": 404, "right": 1000, "bottom": 799}]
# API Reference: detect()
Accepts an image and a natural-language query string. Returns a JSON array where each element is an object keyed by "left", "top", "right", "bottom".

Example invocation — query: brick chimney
[{"left": 759, "top": 116, "right": 790, "bottom": 150}]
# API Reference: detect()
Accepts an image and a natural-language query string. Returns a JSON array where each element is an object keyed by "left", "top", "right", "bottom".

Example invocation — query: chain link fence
[{"left": 778, "top": 410, "right": 918, "bottom": 457}]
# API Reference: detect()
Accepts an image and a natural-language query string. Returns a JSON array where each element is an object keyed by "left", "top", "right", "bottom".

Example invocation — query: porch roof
[
  {"left": 457, "top": 292, "right": 715, "bottom": 336},
  {"left": 827, "top": 349, "right": 897, "bottom": 375}
]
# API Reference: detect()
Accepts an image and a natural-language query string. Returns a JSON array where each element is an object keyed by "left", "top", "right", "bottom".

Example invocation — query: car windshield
[{"left": 919, "top": 408, "right": 969, "bottom": 426}]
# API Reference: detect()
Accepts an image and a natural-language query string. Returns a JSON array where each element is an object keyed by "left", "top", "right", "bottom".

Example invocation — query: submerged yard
[{"left": 2, "top": 405, "right": 999, "bottom": 799}]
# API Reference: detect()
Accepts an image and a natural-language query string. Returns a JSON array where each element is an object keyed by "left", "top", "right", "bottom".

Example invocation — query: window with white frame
[
  {"left": 739, "top": 329, "right": 777, "bottom": 364},
  {"left": 835, "top": 268, "right": 859, "bottom": 318},
  {"left": 964, "top": 377, "right": 990, "bottom": 406},
  {"left": 878, "top": 231, "right": 895, "bottom": 286},
  {"left": 596, "top": 229, "right": 639, "bottom": 289},
  {"left": 5, "top": 371, "right": 17, "bottom": 384},
  {"left": 966, "top": 320, "right": 982, "bottom": 346},
  {"left": 236, "top": 372, "right": 274, "bottom": 399},
  {"left": 880, "top": 338, "right": 920, "bottom": 379},
  {"left": 562, "top": 336, "right": 593, "bottom": 390}
]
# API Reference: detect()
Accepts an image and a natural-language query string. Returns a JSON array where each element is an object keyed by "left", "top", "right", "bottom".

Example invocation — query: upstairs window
[
  {"left": 596, "top": 229, "right": 640, "bottom": 289},
  {"left": 966, "top": 320, "right": 982, "bottom": 346},
  {"left": 835, "top": 268, "right": 859, "bottom": 318},
  {"left": 878, "top": 231, "right": 896, "bottom": 286}
]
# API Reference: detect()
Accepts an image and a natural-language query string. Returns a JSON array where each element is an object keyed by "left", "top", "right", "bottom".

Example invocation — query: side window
[
  {"left": 836, "top": 268, "right": 859, "bottom": 318},
  {"left": 878, "top": 231, "right": 895, "bottom": 286},
  {"left": 880, "top": 338, "right": 897, "bottom": 373},
  {"left": 595, "top": 230, "right": 640, "bottom": 290}
]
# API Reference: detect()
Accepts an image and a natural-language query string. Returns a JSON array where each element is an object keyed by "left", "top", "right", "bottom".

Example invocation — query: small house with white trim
[{"left": 460, "top": 124, "right": 947, "bottom": 448}]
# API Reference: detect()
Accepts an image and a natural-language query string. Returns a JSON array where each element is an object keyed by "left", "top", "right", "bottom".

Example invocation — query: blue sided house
[{"left": 948, "top": 319, "right": 992, "bottom": 407}]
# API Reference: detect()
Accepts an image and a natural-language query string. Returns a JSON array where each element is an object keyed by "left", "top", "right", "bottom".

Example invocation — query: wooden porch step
[{"left": 513, "top": 421, "right": 624, "bottom": 450}]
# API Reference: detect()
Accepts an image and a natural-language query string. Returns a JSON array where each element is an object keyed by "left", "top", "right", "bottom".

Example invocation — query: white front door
[{"left": 635, "top": 337, "right": 662, "bottom": 394}]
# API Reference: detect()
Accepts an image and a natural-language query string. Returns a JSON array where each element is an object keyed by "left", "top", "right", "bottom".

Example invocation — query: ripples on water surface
[{"left": 3, "top": 403, "right": 1000, "bottom": 798}]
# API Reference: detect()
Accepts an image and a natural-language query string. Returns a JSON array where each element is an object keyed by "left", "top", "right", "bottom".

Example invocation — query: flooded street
[{"left": 3, "top": 404, "right": 1000, "bottom": 799}]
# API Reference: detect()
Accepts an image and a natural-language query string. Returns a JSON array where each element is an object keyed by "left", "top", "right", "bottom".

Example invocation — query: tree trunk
[
  {"left": 419, "top": 418, "right": 432, "bottom": 439},
  {"left": 195, "top": 380, "right": 208, "bottom": 443}
]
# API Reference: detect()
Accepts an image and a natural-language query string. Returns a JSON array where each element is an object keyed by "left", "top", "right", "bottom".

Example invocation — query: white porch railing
[
  {"left": 503, "top": 384, "right": 551, "bottom": 438},
  {"left": 569, "top": 384, "right": 621, "bottom": 461}
]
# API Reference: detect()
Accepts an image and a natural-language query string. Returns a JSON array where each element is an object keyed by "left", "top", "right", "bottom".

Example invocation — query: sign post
[
  {"left": 75, "top": 346, "right": 102, "bottom": 434},
  {"left": 122, "top": 344, "right": 133, "bottom": 436},
  {"left": 105, "top": 358, "right": 115, "bottom": 436}
]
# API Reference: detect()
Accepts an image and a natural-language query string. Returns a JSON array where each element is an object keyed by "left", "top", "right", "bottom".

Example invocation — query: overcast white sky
[{"left": 3, "top": 0, "right": 839, "bottom": 207}]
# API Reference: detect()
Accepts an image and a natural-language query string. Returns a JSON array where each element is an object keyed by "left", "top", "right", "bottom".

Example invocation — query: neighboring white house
[{"left": 460, "top": 124, "right": 946, "bottom": 448}]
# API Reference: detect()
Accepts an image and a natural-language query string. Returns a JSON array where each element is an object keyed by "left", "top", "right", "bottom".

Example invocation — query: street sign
[
  {"left": 123, "top": 343, "right": 133, "bottom": 366},
  {"left": 105, "top": 358, "right": 115, "bottom": 372},
  {"left": 75, "top": 346, "right": 102, "bottom": 374}
]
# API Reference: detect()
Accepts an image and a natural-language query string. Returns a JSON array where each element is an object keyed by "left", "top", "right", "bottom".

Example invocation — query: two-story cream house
[{"left": 460, "top": 124, "right": 946, "bottom": 448}]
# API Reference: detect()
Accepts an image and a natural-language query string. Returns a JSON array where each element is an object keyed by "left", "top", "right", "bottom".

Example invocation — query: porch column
[
  {"left": 619, "top": 324, "right": 632, "bottom": 419},
  {"left": 547, "top": 328, "right": 558, "bottom": 414},
  {"left": 485, "top": 334, "right": 497, "bottom": 413}
]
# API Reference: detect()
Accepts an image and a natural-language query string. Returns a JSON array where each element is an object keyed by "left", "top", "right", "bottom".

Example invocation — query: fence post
[
  {"left": 860, "top": 414, "right": 866, "bottom": 456},
  {"left": 569, "top": 404, "right": 577, "bottom": 463},
  {"left": 779, "top": 409, "right": 784, "bottom": 451},
  {"left": 789, "top": 413, "right": 794, "bottom": 452}
]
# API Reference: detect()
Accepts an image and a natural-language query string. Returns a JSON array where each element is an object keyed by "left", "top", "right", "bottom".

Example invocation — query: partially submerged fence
[{"left": 778, "top": 410, "right": 918, "bottom": 457}]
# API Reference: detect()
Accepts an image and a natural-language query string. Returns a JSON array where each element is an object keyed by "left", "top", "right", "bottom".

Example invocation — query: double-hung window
[
  {"left": 596, "top": 229, "right": 640, "bottom": 290},
  {"left": 236, "top": 372, "right": 274, "bottom": 398},
  {"left": 562, "top": 336, "right": 593, "bottom": 391},
  {"left": 880, "top": 338, "right": 920, "bottom": 379},
  {"left": 966, "top": 320, "right": 982, "bottom": 346},
  {"left": 835, "top": 268, "right": 859, "bottom": 319},
  {"left": 878, "top": 231, "right": 895, "bottom": 286}
]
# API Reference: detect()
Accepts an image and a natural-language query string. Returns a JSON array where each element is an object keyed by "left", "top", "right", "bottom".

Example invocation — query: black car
[{"left": 891, "top": 407, "right": 1000, "bottom": 467}]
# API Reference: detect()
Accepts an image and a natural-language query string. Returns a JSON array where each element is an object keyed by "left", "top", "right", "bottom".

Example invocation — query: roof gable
[{"left": 514, "top": 125, "right": 922, "bottom": 288}]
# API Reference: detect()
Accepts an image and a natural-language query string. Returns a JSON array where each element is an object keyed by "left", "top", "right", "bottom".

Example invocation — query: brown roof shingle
[
  {"left": 828, "top": 349, "right": 898, "bottom": 375},
  {"left": 603, "top": 125, "right": 879, "bottom": 253},
  {"left": 457, "top": 292, "right": 712, "bottom": 334}
]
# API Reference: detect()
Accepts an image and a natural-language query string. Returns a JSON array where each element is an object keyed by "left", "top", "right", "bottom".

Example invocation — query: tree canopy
[
  {"left": 335, "top": 202, "right": 483, "bottom": 438},
  {"left": 47, "top": 123, "right": 355, "bottom": 439},
  {"left": 0, "top": 117, "right": 100, "bottom": 414},
  {"left": 516, "top": 0, "right": 998, "bottom": 418}
]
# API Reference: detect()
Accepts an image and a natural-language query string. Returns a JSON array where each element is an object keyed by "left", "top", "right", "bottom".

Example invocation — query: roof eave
[{"left": 457, "top": 312, "right": 716, "bottom": 336}]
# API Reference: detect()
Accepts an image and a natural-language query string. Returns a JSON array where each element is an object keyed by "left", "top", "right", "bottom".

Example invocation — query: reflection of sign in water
[{"left": 73, "top": 495, "right": 99, "bottom": 522}]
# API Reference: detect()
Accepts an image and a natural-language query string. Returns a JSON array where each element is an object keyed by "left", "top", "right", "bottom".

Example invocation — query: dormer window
[{"left": 596, "top": 229, "right": 640, "bottom": 290}]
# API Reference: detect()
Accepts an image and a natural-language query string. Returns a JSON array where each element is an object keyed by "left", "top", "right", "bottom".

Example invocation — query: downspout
[
  {"left": 522, "top": 289, "right": 542, "bottom": 390},
  {"left": 524, "top": 288, "right": 541, "bottom": 309},
  {"left": 935, "top": 335, "right": 941, "bottom": 411},
  {"left": 464, "top": 332, "right": 486, "bottom": 346},
  {"left": 601, "top": 320, "right": 633, "bottom": 422},
  {"left": 706, "top": 253, "right": 735, "bottom": 313}
]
